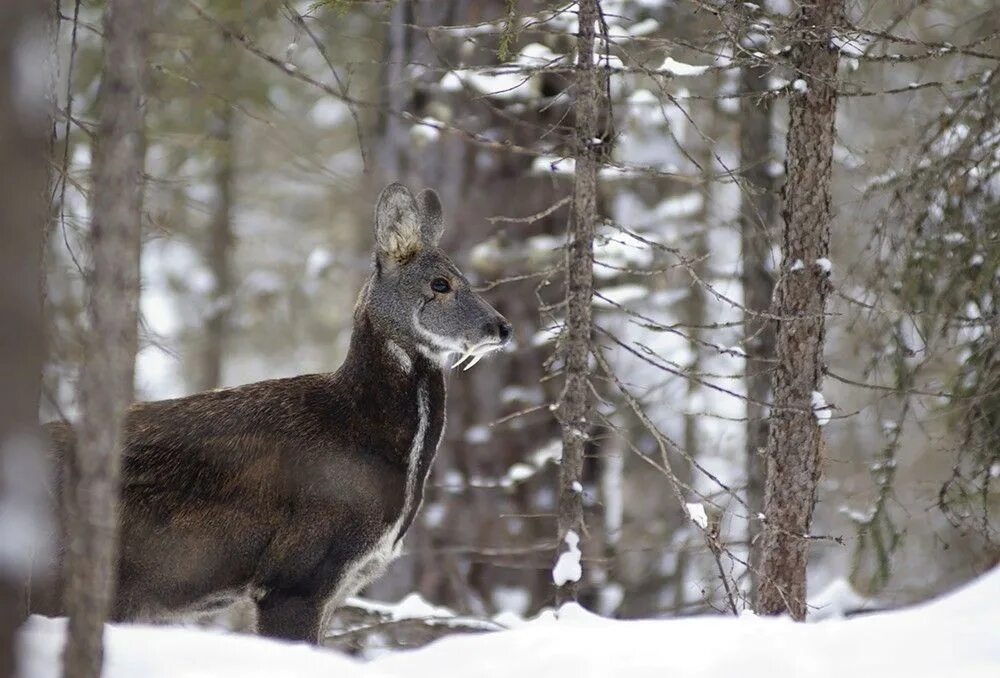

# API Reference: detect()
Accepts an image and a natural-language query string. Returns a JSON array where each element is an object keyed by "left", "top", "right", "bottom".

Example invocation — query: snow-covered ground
[{"left": 19, "top": 567, "right": 999, "bottom": 678}]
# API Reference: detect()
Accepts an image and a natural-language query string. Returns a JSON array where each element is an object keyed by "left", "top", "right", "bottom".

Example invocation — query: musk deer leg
[{"left": 256, "top": 588, "right": 324, "bottom": 643}]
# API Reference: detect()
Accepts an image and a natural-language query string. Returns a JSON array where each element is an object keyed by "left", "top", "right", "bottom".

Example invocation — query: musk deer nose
[{"left": 497, "top": 320, "right": 512, "bottom": 344}]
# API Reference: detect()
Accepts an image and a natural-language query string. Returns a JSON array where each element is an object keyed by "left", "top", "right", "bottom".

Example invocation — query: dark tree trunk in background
[
  {"left": 198, "top": 104, "right": 236, "bottom": 391},
  {"left": 554, "top": 0, "right": 602, "bottom": 606},
  {"left": 0, "top": 3, "right": 50, "bottom": 677},
  {"left": 758, "top": 0, "right": 841, "bottom": 620},
  {"left": 739, "top": 63, "right": 777, "bottom": 605},
  {"left": 62, "top": 1, "right": 150, "bottom": 676}
]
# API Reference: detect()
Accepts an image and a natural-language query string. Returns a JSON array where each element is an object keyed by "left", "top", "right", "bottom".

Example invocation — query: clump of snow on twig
[
  {"left": 816, "top": 257, "right": 832, "bottom": 273},
  {"left": 410, "top": 117, "right": 443, "bottom": 144},
  {"left": 685, "top": 502, "right": 709, "bottom": 529},
  {"left": 552, "top": 530, "right": 582, "bottom": 586},
  {"left": 812, "top": 391, "right": 833, "bottom": 426},
  {"left": 657, "top": 57, "right": 709, "bottom": 77}
]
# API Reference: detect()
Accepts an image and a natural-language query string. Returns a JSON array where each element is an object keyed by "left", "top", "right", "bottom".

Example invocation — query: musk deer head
[{"left": 358, "top": 183, "right": 512, "bottom": 369}]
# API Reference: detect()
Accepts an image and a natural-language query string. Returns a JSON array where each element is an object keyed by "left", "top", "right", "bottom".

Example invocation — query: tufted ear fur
[
  {"left": 374, "top": 183, "right": 422, "bottom": 265},
  {"left": 416, "top": 188, "right": 445, "bottom": 247}
]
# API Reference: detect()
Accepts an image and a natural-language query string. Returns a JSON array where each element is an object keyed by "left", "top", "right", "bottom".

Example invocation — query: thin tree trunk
[
  {"left": 739, "top": 63, "right": 777, "bottom": 605},
  {"left": 757, "top": 0, "right": 841, "bottom": 620},
  {"left": 0, "top": 3, "right": 50, "bottom": 677},
  {"left": 676, "top": 128, "right": 713, "bottom": 612},
  {"left": 380, "top": 0, "right": 407, "bottom": 180},
  {"left": 198, "top": 104, "right": 236, "bottom": 391},
  {"left": 555, "top": 0, "right": 602, "bottom": 606},
  {"left": 62, "top": 2, "right": 150, "bottom": 676}
]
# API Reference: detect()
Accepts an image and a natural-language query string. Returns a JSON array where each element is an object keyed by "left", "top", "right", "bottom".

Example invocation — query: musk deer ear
[
  {"left": 374, "top": 183, "right": 422, "bottom": 265},
  {"left": 416, "top": 188, "right": 444, "bottom": 247}
]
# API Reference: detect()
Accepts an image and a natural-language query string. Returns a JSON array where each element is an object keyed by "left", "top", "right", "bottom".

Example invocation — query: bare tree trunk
[
  {"left": 198, "top": 104, "right": 236, "bottom": 391},
  {"left": 555, "top": 0, "right": 602, "bottom": 606},
  {"left": 0, "top": 3, "right": 50, "bottom": 677},
  {"left": 62, "top": 2, "right": 150, "bottom": 676},
  {"left": 739, "top": 63, "right": 777, "bottom": 604},
  {"left": 379, "top": 0, "right": 407, "bottom": 180},
  {"left": 675, "top": 124, "right": 713, "bottom": 612},
  {"left": 757, "top": 0, "right": 841, "bottom": 619}
]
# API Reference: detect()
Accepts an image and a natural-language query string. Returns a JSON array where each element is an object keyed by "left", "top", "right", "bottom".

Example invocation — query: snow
[
  {"left": 657, "top": 57, "right": 709, "bottom": 77},
  {"left": 789, "top": 259, "right": 804, "bottom": 271},
  {"left": 516, "top": 42, "right": 561, "bottom": 66},
  {"left": 685, "top": 502, "right": 709, "bottom": 530},
  {"left": 792, "top": 78, "right": 808, "bottom": 93},
  {"left": 491, "top": 587, "right": 531, "bottom": 617},
  {"left": 726, "top": 344, "right": 748, "bottom": 358},
  {"left": 811, "top": 391, "right": 832, "bottom": 427},
  {"left": 593, "top": 227, "right": 662, "bottom": 279},
  {"left": 593, "top": 53, "right": 625, "bottom": 70},
  {"left": 506, "top": 463, "right": 535, "bottom": 483},
  {"left": 807, "top": 578, "right": 873, "bottom": 620},
  {"left": 628, "top": 18, "right": 660, "bottom": 37},
  {"left": 18, "top": 617, "right": 367, "bottom": 678},
  {"left": 816, "top": 257, "right": 832, "bottom": 273},
  {"left": 594, "top": 284, "right": 647, "bottom": 308},
  {"left": 309, "top": 97, "right": 350, "bottom": 128},
  {"left": 346, "top": 593, "right": 456, "bottom": 622},
  {"left": 463, "top": 425, "right": 491, "bottom": 444},
  {"left": 440, "top": 67, "right": 533, "bottom": 100},
  {"left": 305, "top": 247, "right": 334, "bottom": 279},
  {"left": 551, "top": 530, "right": 582, "bottom": 586},
  {"left": 20, "top": 567, "right": 1000, "bottom": 677},
  {"left": 410, "top": 117, "right": 442, "bottom": 144},
  {"left": 531, "top": 154, "right": 575, "bottom": 175}
]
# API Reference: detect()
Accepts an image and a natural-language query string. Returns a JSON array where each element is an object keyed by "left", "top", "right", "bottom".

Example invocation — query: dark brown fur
[{"left": 37, "top": 311, "right": 445, "bottom": 642}]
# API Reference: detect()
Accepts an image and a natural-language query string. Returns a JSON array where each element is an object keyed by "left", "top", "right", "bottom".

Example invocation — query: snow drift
[{"left": 18, "top": 566, "right": 1000, "bottom": 678}]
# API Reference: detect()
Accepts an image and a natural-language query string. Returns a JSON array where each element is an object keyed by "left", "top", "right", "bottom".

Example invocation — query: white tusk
[{"left": 463, "top": 353, "right": 485, "bottom": 371}]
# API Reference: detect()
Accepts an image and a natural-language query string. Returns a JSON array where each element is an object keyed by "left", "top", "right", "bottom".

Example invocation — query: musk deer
[{"left": 37, "top": 183, "right": 511, "bottom": 643}]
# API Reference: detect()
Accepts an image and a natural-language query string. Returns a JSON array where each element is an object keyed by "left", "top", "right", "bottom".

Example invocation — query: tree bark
[
  {"left": 62, "top": 2, "right": 150, "bottom": 676},
  {"left": 757, "top": 0, "right": 841, "bottom": 619},
  {"left": 0, "top": 3, "right": 50, "bottom": 677},
  {"left": 739, "top": 62, "right": 777, "bottom": 604},
  {"left": 198, "top": 104, "right": 236, "bottom": 391},
  {"left": 555, "top": 0, "right": 602, "bottom": 606}
]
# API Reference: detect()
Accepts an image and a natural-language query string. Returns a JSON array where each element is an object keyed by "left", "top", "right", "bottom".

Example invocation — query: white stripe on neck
[
  {"left": 322, "top": 378, "right": 430, "bottom": 611},
  {"left": 402, "top": 380, "right": 430, "bottom": 528},
  {"left": 386, "top": 339, "right": 412, "bottom": 374}
]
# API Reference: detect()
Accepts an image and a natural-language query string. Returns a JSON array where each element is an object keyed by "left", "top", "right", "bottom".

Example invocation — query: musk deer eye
[{"left": 431, "top": 277, "right": 451, "bottom": 294}]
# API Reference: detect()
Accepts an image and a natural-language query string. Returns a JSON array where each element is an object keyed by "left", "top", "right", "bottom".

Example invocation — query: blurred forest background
[{"left": 19, "top": 0, "right": 1000, "bottom": 656}]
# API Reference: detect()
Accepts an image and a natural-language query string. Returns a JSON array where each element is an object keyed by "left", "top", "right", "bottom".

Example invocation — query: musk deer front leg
[
  {"left": 256, "top": 589, "right": 325, "bottom": 643},
  {"left": 256, "top": 538, "right": 364, "bottom": 643}
]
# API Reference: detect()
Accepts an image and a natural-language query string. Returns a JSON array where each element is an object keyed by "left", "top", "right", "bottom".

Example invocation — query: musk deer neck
[
  {"left": 341, "top": 310, "right": 445, "bottom": 386},
  {"left": 339, "top": 309, "right": 447, "bottom": 462},
  {"left": 339, "top": 310, "right": 447, "bottom": 540}
]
